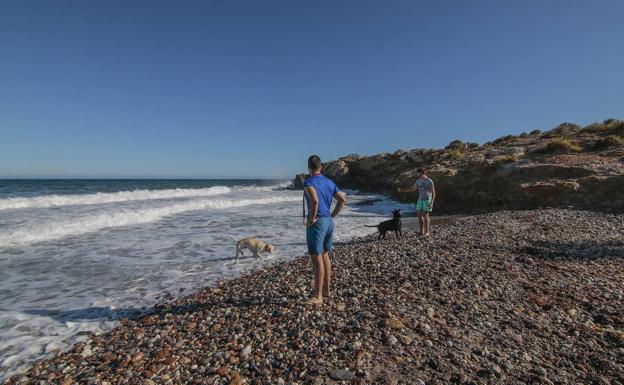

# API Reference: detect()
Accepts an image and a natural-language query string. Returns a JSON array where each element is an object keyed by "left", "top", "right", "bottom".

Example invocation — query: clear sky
[{"left": 1, "top": 0, "right": 623, "bottom": 178}]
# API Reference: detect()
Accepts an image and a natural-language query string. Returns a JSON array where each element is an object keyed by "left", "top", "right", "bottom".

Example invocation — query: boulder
[{"left": 292, "top": 174, "right": 307, "bottom": 190}]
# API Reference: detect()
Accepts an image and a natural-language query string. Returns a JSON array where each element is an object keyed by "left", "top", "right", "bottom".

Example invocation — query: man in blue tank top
[{"left": 303, "top": 155, "right": 347, "bottom": 305}]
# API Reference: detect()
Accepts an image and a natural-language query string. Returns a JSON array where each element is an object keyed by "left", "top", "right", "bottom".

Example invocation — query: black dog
[{"left": 365, "top": 209, "right": 402, "bottom": 239}]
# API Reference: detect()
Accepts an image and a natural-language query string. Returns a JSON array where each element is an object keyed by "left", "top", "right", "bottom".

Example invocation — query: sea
[{"left": 0, "top": 179, "right": 413, "bottom": 380}]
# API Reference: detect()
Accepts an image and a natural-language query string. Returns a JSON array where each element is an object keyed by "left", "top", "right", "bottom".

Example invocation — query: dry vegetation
[{"left": 545, "top": 138, "right": 583, "bottom": 153}]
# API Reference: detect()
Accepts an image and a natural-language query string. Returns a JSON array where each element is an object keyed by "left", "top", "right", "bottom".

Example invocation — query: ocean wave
[
  {"left": 0, "top": 186, "right": 232, "bottom": 211},
  {"left": 0, "top": 196, "right": 300, "bottom": 247}
]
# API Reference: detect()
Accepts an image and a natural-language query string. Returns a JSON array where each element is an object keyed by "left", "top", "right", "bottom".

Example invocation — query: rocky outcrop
[{"left": 293, "top": 119, "right": 624, "bottom": 214}]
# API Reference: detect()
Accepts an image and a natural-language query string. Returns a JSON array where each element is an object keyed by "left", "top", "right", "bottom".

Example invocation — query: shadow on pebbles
[{"left": 5, "top": 209, "right": 624, "bottom": 385}]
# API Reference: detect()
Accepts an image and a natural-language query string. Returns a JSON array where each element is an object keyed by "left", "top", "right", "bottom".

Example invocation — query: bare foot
[
  {"left": 424, "top": 232, "right": 431, "bottom": 237},
  {"left": 304, "top": 297, "right": 323, "bottom": 305}
]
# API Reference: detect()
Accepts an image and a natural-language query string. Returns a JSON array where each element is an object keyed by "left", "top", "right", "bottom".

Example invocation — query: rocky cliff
[{"left": 293, "top": 119, "right": 624, "bottom": 214}]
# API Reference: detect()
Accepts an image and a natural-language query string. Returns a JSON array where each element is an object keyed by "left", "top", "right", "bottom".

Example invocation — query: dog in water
[
  {"left": 236, "top": 237, "right": 275, "bottom": 259},
  {"left": 365, "top": 209, "right": 402, "bottom": 239}
]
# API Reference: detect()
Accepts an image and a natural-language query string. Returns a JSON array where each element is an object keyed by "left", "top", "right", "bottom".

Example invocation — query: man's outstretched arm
[{"left": 331, "top": 191, "right": 347, "bottom": 218}]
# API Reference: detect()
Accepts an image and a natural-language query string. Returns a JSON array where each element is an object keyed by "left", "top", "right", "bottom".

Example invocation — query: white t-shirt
[{"left": 415, "top": 177, "right": 434, "bottom": 201}]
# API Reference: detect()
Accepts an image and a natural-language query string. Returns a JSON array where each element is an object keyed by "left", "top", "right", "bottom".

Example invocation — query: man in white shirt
[{"left": 414, "top": 168, "right": 435, "bottom": 236}]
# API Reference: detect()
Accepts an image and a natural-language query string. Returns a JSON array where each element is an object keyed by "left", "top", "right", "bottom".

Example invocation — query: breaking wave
[
  {"left": 0, "top": 186, "right": 232, "bottom": 210},
  {"left": 0, "top": 195, "right": 300, "bottom": 247}
]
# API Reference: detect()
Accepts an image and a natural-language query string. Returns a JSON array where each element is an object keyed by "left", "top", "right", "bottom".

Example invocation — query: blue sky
[{"left": 1, "top": 0, "right": 623, "bottom": 178}]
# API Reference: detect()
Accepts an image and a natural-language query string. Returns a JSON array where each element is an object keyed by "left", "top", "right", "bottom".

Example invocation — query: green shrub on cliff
[
  {"left": 545, "top": 138, "right": 582, "bottom": 153},
  {"left": 608, "top": 120, "right": 624, "bottom": 135},
  {"left": 581, "top": 119, "right": 624, "bottom": 134},
  {"left": 542, "top": 122, "right": 581, "bottom": 138},
  {"left": 594, "top": 135, "right": 624, "bottom": 149},
  {"left": 446, "top": 149, "right": 464, "bottom": 159},
  {"left": 497, "top": 155, "right": 517, "bottom": 164},
  {"left": 530, "top": 129, "right": 542, "bottom": 135},
  {"left": 582, "top": 122, "right": 608, "bottom": 133},
  {"left": 445, "top": 140, "right": 465, "bottom": 150},
  {"left": 492, "top": 134, "right": 517, "bottom": 145}
]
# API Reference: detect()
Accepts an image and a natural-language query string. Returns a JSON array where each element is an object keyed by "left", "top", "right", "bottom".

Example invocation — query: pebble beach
[{"left": 5, "top": 208, "right": 624, "bottom": 385}]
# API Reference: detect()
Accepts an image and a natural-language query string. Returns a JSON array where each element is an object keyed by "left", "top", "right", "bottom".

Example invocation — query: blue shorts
[{"left": 306, "top": 216, "right": 334, "bottom": 255}]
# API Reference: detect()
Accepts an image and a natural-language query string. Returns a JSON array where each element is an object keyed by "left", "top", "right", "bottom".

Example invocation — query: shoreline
[
  {"left": 0, "top": 183, "right": 415, "bottom": 381},
  {"left": 0, "top": 214, "right": 452, "bottom": 380},
  {"left": 4, "top": 208, "right": 624, "bottom": 385}
]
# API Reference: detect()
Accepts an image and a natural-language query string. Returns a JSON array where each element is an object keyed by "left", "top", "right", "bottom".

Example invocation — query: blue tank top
[{"left": 303, "top": 174, "right": 339, "bottom": 218}]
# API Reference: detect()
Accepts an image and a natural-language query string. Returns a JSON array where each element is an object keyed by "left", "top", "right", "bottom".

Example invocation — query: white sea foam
[
  {"left": 0, "top": 186, "right": 232, "bottom": 210},
  {"left": 0, "top": 195, "right": 300, "bottom": 248}
]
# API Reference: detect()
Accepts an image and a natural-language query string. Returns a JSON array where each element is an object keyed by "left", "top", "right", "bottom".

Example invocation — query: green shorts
[{"left": 416, "top": 199, "right": 432, "bottom": 213}]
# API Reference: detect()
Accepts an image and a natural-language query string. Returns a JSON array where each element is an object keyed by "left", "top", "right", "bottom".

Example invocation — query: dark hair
[
  {"left": 308, "top": 155, "right": 322, "bottom": 171},
  {"left": 417, "top": 168, "right": 426, "bottom": 174}
]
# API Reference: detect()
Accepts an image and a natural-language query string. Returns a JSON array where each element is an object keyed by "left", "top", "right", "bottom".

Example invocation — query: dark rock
[
  {"left": 329, "top": 368, "right": 355, "bottom": 381},
  {"left": 291, "top": 174, "right": 307, "bottom": 190}
]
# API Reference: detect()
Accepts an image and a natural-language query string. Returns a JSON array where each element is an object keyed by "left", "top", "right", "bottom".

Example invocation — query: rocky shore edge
[{"left": 5, "top": 209, "right": 624, "bottom": 385}]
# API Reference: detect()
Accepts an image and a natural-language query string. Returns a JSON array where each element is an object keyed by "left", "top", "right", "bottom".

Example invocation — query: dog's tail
[{"left": 363, "top": 225, "right": 378, "bottom": 227}]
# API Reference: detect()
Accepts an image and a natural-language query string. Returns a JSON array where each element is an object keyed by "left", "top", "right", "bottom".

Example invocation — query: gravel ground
[{"left": 5, "top": 209, "right": 624, "bottom": 385}]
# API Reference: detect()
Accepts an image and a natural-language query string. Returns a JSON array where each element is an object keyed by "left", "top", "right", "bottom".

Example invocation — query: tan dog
[{"left": 236, "top": 237, "right": 274, "bottom": 259}]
